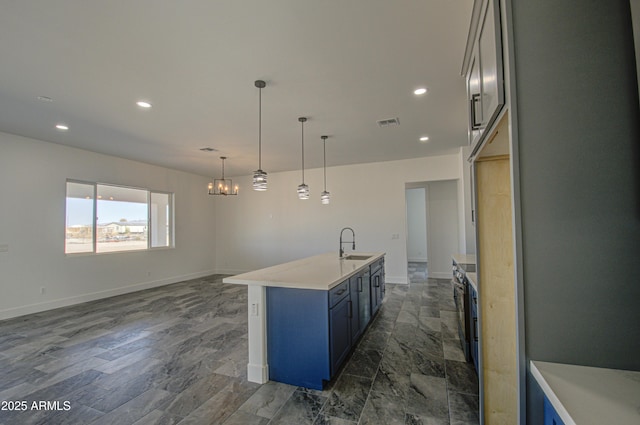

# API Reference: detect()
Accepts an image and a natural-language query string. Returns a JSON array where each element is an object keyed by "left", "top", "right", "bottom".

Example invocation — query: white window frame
[{"left": 65, "top": 180, "right": 174, "bottom": 255}]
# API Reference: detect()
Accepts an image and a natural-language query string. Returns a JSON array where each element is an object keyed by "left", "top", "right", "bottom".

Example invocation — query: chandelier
[{"left": 208, "top": 156, "right": 238, "bottom": 196}]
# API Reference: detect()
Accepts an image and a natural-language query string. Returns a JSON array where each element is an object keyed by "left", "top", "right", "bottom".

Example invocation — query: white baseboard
[
  {"left": 385, "top": 275, "right": 409, "bottom": 284},
  {"left": 407, "top": 257, "right": 428, "bottom": 263},
  {"left": 215, "top": 267, "right": 252, "bottom": 275},
  {"left": 247, "top": 363, "right": 269, "bottom": 384},
  {"left": 0, "top": 270, "right": 217, "bottom": 321}
]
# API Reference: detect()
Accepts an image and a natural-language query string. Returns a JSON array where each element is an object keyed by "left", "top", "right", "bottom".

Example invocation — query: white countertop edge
[
  {"left": 452, "top": 253, "right": 476, "bottom": 266},
  {"left": 465, "top": 272, "right": 478, "bottom": 291},
  {"left": 223, "top": 252, "right": 385, "bottom": 291},
  {"left": 530, "top": 361, "right": 576, "bottom": 425}
]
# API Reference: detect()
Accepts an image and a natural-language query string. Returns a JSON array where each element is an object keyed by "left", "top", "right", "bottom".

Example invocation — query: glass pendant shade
[
  {"left": 252, "top": 169, "right": 267, "bottom": 191},
  {"left": 321, "top": 190, "right": 330, "bottom": 204},
  {"left": 297, "top": 183, "right": 310, "bottom": 199}
]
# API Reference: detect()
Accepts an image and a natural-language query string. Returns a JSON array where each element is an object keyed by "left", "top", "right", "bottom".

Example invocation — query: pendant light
[
  {"left": 320, "top": 135, "right": 330, "bottom": 204},
  {"left": 252, "top": 80, "right": 267, "bottom": 191},
  {"left": 297, "top": 117, "right": 310, "bottom": 199},
  {"left": 208, "top": 156, "right": 238, "bottom": 196}
]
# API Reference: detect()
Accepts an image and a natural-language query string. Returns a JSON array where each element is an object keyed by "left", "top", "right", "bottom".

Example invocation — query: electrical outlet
[{"left": 251, "top": 303, "right": 259, "bottom": 317}]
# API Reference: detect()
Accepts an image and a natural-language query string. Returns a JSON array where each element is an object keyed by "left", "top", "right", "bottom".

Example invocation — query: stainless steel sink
[{"left": 342, "top": 254, "right": 372, "bottom": 261}]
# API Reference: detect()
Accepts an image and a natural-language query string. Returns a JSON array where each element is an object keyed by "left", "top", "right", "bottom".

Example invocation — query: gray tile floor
[{"left": 0, "top": 263, "right": 478, "bottom": 424}]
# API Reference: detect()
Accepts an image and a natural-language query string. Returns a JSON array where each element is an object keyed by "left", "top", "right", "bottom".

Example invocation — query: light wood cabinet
[{"left": 476, "top": 149, "right": 517, "bottom": 423}]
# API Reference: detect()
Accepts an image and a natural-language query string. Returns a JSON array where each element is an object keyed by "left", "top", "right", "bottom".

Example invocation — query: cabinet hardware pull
[
  {"left": 357, "top": 276, "right": 362, "bottom": 292},
  {"left": 374, "top": 276, "right": 380, "bottom": 287},
  {"left": 336, "top": 288, "right": 346, "bottom": 296},
  {"left": 471, "top": 93, "right": 482, "bottom": 129},
  {"left": 348, "top": 300, "right": 353, "bottom": 318},
  {"left": 473, "top": 317, "right": 478, "bottom": 342}
]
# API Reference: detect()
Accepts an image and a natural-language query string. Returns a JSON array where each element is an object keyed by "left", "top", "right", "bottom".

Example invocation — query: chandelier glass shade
[
  {"left": 208, "top": 156, "right": 238, "bottom": 196},
  {"left": 253, "top": 80, "right": 268, "bottom": 191}
]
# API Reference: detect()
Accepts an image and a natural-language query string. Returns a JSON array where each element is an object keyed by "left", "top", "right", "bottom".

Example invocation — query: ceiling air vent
[
  {"left": 377, "top": 117, "right": 400, "bottom": 127},
  {"left": 199, "top": 147, "right": 217, "bottom": 152}
]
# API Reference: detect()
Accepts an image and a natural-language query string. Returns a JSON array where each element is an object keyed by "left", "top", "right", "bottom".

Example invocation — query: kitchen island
[{"left": 223, "top": 252, "right": 385, "bottom": 389}]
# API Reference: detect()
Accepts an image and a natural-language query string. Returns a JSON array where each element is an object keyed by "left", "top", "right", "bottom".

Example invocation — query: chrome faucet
[{"left": 339, "top": 227, "right": 355, "bottom": 258}]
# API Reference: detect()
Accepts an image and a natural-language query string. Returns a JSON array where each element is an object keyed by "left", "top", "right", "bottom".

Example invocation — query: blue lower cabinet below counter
[
  {"left": 266, "top": 263, "right": 384, "bottom": 390},
  {"left": 266, "top": 287, "right": 331, "bottom": 390},
  {"left": 544, "top": 396, "right": 565, "bottom": 425},
  {"left": 223, "top": 252, "right": 385, "bottom": 387},
  {"left": 466, "top": 273, "right": 479, "bottom": 374}
]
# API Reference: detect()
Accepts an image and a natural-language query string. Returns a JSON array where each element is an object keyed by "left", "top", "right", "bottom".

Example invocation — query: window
[
  {"left": 65, "top": 182, "right": 95, "bottom": 254},
  {"left": 65, "top": 181, "right": 173, "bottom": 254},
  {"left": 150, "top": 192, "right": 171, "bottom": 248}
]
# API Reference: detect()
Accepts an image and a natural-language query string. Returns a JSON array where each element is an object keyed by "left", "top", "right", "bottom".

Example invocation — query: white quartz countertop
[
  {"left": 465, "top": 272, "right": 477, "bottom": 291},
  {"left": 530, "top": 360, "right": 640, "bottom": 425},
  {"left": 223, "top": 252, "right": 385, "bottom": 291},
  {"left": 452, "top": 253, "right": 476, "bottom": 267}
]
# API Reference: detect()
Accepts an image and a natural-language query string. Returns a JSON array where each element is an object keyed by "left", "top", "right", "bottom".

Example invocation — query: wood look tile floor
[{"left": 0, "top": 265, "right": 478, "bottom": 425}]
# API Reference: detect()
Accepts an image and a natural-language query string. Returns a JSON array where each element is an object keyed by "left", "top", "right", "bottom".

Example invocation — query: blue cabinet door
[
  {"left": 330, "top": 294, "right": 352, "bottom": 375},
  {"left": 266, "top": 287, "right": 330, "bottom": 390},
  {"left": 469, "top": 284, "right": 479, "bottom": 373},
  {"left": 358, "top": 271, "right": 371, "bottom": 333},
  {"left": 370, "top": 266, "right": 384, "bottom": 315},
  {"left": 349, "top": 275, "right": 361, "bottom": 341},
  {"left": 544, "top": 396, "right": 565, "bottom": 425}
]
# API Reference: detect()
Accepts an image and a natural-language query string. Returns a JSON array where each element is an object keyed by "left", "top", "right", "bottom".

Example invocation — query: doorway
[
  {"left": 405, "top": 180, "right": 460, "bottom": 281},
  {"left": 405, "top": 186, "right": 428, "bottom": 283}
]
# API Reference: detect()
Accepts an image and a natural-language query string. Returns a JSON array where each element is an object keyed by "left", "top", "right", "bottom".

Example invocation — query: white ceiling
[{"left": 0, "top": 0, "right": 473, "bottom": 178}]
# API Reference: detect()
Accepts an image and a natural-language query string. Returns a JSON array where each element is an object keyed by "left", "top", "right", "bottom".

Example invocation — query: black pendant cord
[{"left": 301, "top": 120, "right": 305, "bottom": 183}]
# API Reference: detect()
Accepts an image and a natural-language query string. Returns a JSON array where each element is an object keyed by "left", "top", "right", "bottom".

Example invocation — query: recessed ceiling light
[
  {"left": 136, "top": 101, "right": 152, "bottom": 108},
  {"left": 55, "top": 124, "right": 69, "bottom": 131},
  {"left": 419, "top": 136, "right": 430, "bottom": 142},
  {"left": 414, "top": 88, "right": 428, "bottom": 95},
  {"left": 37, "top": 96, "right": 53, "bottom": 102}
]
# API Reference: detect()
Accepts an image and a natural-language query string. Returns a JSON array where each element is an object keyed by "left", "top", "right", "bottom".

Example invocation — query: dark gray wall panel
[{"left": 511, "top": 0, "right": 640, "bottom": 369}]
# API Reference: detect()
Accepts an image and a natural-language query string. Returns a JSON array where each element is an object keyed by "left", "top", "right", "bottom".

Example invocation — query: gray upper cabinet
[
  {"left": 467, "top": 52, "right": 482, "bottom": 143},
  {"left": 464, "top": 0, "right": 505, "bottom": 148}
]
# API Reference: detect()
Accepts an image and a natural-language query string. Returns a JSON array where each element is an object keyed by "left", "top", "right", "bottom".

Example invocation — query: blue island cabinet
[
  {"left": 370, "top": 258, "right": 384, "bottom": 315},
  {"left": 266, "top": 279, "right": 355, "bottom": 390},
  {"left": 265, "top": 258, "right": 385, "bottom": 390},
  {"left": 543, "top": 397, "right": 565, "bottom": 425},
  {"left": 266, "top": 286, "right": 331, "bottom": 390}
]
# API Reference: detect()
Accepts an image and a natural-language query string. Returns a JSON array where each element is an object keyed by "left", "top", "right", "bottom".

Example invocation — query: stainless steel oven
[{"left": 452, "top": 263, "right": 471, "bottom": 361}]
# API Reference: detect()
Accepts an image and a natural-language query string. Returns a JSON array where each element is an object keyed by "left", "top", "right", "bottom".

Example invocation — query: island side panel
[
  {"left": 247, "top": 285, "right": 269, "bottom": 384},
  {"left": 267, "top": 287, "right": 330, "bottom": 390}
]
